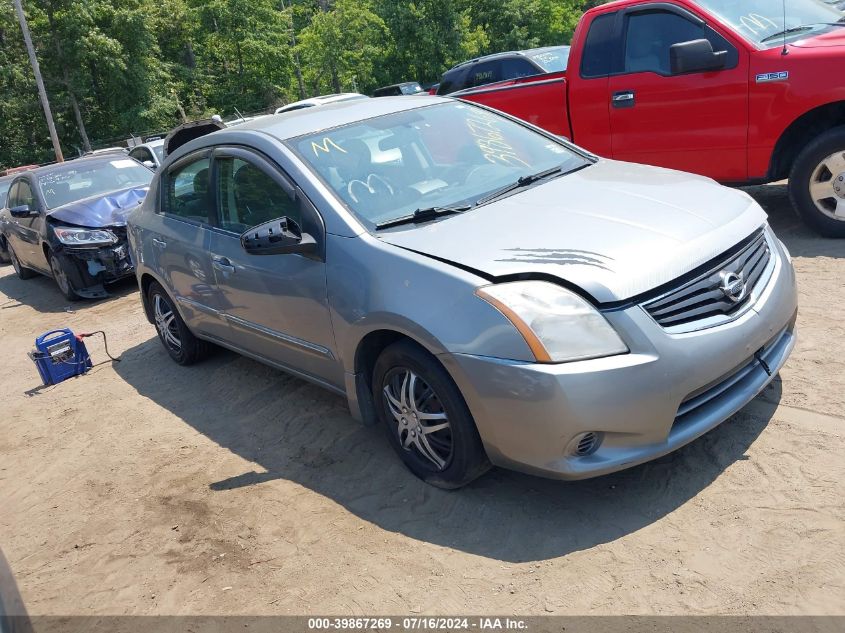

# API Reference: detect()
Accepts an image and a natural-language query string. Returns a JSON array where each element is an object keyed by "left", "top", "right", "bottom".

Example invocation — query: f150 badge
[{"left": 756, "top": 71, "right": 789, "bottom": 83}]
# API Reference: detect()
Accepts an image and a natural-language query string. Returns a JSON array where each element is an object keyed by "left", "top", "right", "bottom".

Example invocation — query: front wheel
[
  {"left": 0, "top": 236, "right": 10, "bottom": 264},
  {"left": 789, "top": 126, "right": 845, "bottom": 238},
  {"left": 373, "top": 341, "right": 490, "bottom": 489},
  {"left": 147, "top": 281, "right": 211, "bottom": 365},
  {"left": 48, "top": 250, "right": 81, "bottom": 301}
]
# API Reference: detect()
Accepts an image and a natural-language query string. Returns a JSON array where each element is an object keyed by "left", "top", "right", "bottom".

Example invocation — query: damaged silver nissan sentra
[
  {"left": 129, "top": 97, "right": 797, "bottom": 488},
  {"left": 0, "top": 155, "right": 152, "bottom": 300}
]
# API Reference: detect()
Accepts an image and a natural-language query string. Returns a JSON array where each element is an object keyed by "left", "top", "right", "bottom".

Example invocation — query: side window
[
  {"left": 165, "top": 157, "right": 211, "bottom": 223},
  {"left": 468, "top": 61, "right": 501, "bottom": 88},
  {"left": 16, "top": 180, "right": 35, "bottom": 210},
  {"left": 623, "top": 10, "right": 736, "bottom": 75},
  {"left": 6, "top": 182, "right": 20, "bottom": 208},
  {"left": 130, "top": 148, "right": 153, "bottom": 163},
  {"left": 500, "top": 57, "right": 540, "bottom": 79},
  {"left": 216, "top": 157, "right": 299, "bottom": 233},
  {"left": 581, "top": 12, "right": 618, "bottom": 78}
]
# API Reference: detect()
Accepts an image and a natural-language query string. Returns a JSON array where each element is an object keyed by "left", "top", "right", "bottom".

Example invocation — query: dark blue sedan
[{"left": 0, "top": 155, "right": 152, "bottom": 300}]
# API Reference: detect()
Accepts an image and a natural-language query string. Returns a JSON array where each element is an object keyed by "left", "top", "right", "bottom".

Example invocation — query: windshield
[
  {"left": 38, "top": 158, "right": 153, "bottom": 209},
  {"left": 527, "top": 47, "right": 570, "bottom": 72},
  {"left": 698, "top": 0, "right": 843, "bottom": 45},
  {"left": 291, "top": 102, "right": 589, "bottom": 228}
]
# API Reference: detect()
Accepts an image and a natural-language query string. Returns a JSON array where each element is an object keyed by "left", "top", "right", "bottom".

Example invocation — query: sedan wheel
[
  {"left": 153, "top": 293, "right": 182, "bottom": 354},
  {"left": 373, "top": 341, "right": 490, "bottom": 489},
  {"left": 146, "top": 281, "right": 211, "bottom": 366},
  {"left": 49, "top": 252, "right": 79, "bottom": 301},
  {"left": 9, "top": 245, "right": 36, "bottom": 280},
  {"left": 382, "top": 368, "right": 453, "bottom": 471}
]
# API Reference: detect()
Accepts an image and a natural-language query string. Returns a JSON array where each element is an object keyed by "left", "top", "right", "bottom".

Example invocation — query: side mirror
[
  {"left": 142, "top": 160, "right": 156, "bottom": 170},
  {"left": 670, "top": 39, "right": 727, "bottom": 75},
  {"left": 240, "top": 216, "right": 317, "bottom": 256},
  {"left": 10, "top": 204, "right": 34, "bottom": 218}
]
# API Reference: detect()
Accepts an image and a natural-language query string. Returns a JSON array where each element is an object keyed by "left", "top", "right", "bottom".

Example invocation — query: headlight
[
  {"left": 476, "top": 281, "right": 628, "bottom": 363},
  {"left": 53, "top": 226, "right": 118, "bottom": 247}
]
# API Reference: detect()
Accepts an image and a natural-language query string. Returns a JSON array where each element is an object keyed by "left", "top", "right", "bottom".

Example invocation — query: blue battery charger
[{"left": 29, "top": 329, "right": 92, "bottom": 386}]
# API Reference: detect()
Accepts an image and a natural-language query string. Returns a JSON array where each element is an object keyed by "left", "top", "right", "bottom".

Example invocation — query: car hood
[
  {"left": 791, "top": 28, "right": 845, "bottom": 48},
  {"left": 47, "top": 186, "right": 149, "bottom": 228},
  {"left": 378, "top": 160, "right": 767, "bottom": 303}
]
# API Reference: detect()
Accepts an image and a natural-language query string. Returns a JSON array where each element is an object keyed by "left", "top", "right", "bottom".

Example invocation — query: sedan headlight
[
  {"left": 476, "top": 281, "right": 628, "bottom": 363},
  {"left": 53, "top": 226, "right": 118, "bottom": 247}
]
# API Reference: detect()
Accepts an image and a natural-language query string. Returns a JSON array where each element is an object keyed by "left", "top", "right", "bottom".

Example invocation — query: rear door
[
  {"left": 142, "top": 151, "right": 230, "bottom": 340},
  {"left": 606, "top": 3, "right": 749, "bottom": 181},
  {"left": 207, "top": 147, "right": 340, "bottom": 387}
]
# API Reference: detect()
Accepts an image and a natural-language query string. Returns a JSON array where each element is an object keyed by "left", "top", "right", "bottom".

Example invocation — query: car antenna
[
  {"left": 233, "top": 106, "right": 245, "bottom": 122},
  {"left": 781, "top": 0, "right": 789, "bottom": 55}
]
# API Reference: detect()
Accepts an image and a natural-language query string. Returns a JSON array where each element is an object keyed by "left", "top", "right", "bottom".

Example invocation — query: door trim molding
[{"left": 225, "top": 313, "right": 335, "bottom": 360}]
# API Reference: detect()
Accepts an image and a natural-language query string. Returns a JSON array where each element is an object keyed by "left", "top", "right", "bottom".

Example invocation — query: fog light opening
[{"left": 567, "top": 432, "right": 603, "bottom": 457}]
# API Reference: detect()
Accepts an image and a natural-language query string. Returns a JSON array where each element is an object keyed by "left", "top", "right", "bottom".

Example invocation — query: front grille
[{"left": 644, "top": 230, "right": 771, "bottom": 329}]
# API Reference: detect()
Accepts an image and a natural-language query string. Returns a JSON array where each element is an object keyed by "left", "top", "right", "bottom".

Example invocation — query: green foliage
[{"left": 0, "top": 0, "right": 590, "bottom": 169}]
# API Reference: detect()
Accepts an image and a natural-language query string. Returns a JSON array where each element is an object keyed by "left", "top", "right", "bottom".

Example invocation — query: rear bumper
[{"left": 440, "top": 238, "right": 798, "bottom": 480}]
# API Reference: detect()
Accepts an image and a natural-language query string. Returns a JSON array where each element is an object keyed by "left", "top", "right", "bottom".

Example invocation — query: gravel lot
[{"left": 1, "top": 184, "right": 843, "bottom": 616}]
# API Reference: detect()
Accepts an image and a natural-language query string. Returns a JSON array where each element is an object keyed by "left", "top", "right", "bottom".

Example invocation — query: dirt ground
[{"left": 1, "top": 184, "right": 843, "bottom": 616}]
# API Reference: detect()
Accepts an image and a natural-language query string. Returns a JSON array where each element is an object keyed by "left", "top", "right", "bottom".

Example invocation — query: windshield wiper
[
  {"left": 760, "top": 24, "right": 817, "bottom": 43},
  {"left": 475, "top": 165, "right": 565, "bottom": 207},
  {"left": 375, "top": 204, "right": 472, "bottom": 230}
]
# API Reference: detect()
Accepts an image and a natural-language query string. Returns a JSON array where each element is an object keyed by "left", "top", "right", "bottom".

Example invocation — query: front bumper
[
  {"left": 440, "top": 238, "right": 798, "bottom": 480},
  {"left": 57, "top": 239, "right": 134, "bottom": 299}
]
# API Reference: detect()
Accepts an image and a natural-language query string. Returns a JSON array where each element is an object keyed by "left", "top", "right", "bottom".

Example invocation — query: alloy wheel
[
  {"left": 809, "top": 150, "right": 845, "bottom": 221},
  {"left": 153, "top": 293, "right": 182, "bottom": 352},
  {"left": 382, "top": 368, "right": 453, "bottom": 471}
]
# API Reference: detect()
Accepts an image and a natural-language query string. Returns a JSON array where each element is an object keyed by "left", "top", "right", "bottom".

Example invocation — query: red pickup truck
[{"left": 458, "top": 0, "right": 845, "bottom": 237}]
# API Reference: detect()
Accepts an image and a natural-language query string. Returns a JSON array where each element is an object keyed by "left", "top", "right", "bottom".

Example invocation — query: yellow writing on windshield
[
  {"left": 311, "top": 137, "right": 347, "bottom": 157},
  {"left": 465, "top": 110, "right": 530, "bottom": 169}
]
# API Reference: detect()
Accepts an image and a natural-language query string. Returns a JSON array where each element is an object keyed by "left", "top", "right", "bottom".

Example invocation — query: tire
[
  {"left": 147, "top": 281, "right": 211, "bottom": 365},
  {"left": 372, "top": 340, "right": 490, "bottom": 489},
  {"left": 788, "top": 126, "right": 845, "bottom": 238},
  {"left": 0, "top": 236, "right": 10, "bottom": 264},
  {"left": 8, "top": 244, "right": 36, "bottom": 280},
  {"left": 48, "top": 250, "right": 81, "bottom": 302}
]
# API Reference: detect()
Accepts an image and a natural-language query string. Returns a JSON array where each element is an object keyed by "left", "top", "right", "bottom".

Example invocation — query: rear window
[
  {"left": 581, "top": 12, "right": 618, "bottom": 78},
  {"left": 527, "top": 47, "right": 571, "bottom": 73}
]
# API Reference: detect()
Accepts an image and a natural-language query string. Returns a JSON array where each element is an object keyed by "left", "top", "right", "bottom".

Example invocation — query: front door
[
  {"left": 607, "top": 5, "right": 749, "bottom": 182},
  {"left": 6, "top": 178, "right": 47, "bottom": 270},
  {"left": 207, "top": 148, "right": 340, "bottom": 388}
]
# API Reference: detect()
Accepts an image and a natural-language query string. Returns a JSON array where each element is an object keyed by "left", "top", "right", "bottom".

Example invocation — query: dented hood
[
  {"left": 378, "top": 160, "right": 767, "bottom": 303},
  {"left": 47, "top": 186, "right": 149, "bottom": 228}
]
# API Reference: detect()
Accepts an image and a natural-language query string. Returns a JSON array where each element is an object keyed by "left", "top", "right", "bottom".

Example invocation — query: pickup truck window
[
  {"left": 697, "top": 0, "right": 842, "bottom": 47},
  {"left": 623, "top": 10, "right": 737, "bottom": 75},
  {"left": 581, "top": 12, "right": 618, "bottom": 78}
]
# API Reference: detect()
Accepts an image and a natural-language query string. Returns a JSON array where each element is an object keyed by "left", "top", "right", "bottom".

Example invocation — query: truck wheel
[
  {"left": 8, "top": 244, "right": 36, "bottom": 280},
  {"left": 48, "top": 251, "right": 81, "bottom": 302},
  {"left": 789, "top": 126, "right": 845, "bottom": 238},
  {"left": 147, "top": 281, "right": 211, "bottom": 365},
  {"left": 373, "top": 340, "right": 491, "bottom": 489}
]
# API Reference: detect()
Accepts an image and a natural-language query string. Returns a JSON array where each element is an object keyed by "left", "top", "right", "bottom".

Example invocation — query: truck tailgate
[{"left": 455, "top": 73, "right": 571, "bottom": 139}]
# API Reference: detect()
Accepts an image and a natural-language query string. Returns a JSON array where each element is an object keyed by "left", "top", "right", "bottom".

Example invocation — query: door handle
[
  {"left": 152, "top": 238, "right": 167, "bottom": 249},
  {"left": 612, "top": 91, "right": 635, "bottom": 108},
  {"left": 212, "top": 256, "right": 236, "bottom": 275}
]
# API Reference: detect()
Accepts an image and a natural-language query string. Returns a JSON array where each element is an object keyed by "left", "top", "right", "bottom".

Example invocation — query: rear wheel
[
  {"left": 48, "top": 250, "right": 81, "bottom": 301},
  {"left": 8, "top": 244, "right": 36, "bottom": 280},
  {"left": 147, "top": 281, "right": 211, "bottom": 365},
  {"left": 373, "top": 341, "right": 490, "bottom": 489},
  {"left": 789, "top": 126, "right": 845, "bottom": 238}
]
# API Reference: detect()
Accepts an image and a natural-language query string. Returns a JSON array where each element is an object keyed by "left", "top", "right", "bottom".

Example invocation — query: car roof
[
  {"left": 446, "top": 45, "right": 570, "bottom": 72},
  {"left": 277, "top": 93, "right": 366, "bottom": 111},
  {"left": 176, "top": 95, "right": 452, "bottom": 154}
]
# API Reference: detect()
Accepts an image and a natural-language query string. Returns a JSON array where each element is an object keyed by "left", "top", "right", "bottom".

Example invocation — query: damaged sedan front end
[{"left": 0, "top": 155, "right": 152, "bottom": 300}]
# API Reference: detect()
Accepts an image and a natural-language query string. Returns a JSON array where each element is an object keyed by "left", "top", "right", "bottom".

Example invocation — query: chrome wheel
[
  {"left": 153, "top": 293, "right": 181, "bottom": 352},
  {"left": 49, "top": 255, "right": 71, "bottom": 295},
  {"left": 382, "top": 368, "right": 452, "bottom": 471},
  {"left": 809, "top": 150, "right": 845, "bottom": 221}
]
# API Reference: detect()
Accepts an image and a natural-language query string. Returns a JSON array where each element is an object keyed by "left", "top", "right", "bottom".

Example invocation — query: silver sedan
[{"left": 127, "top": 97, "right": 797, "bottom": 488}]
